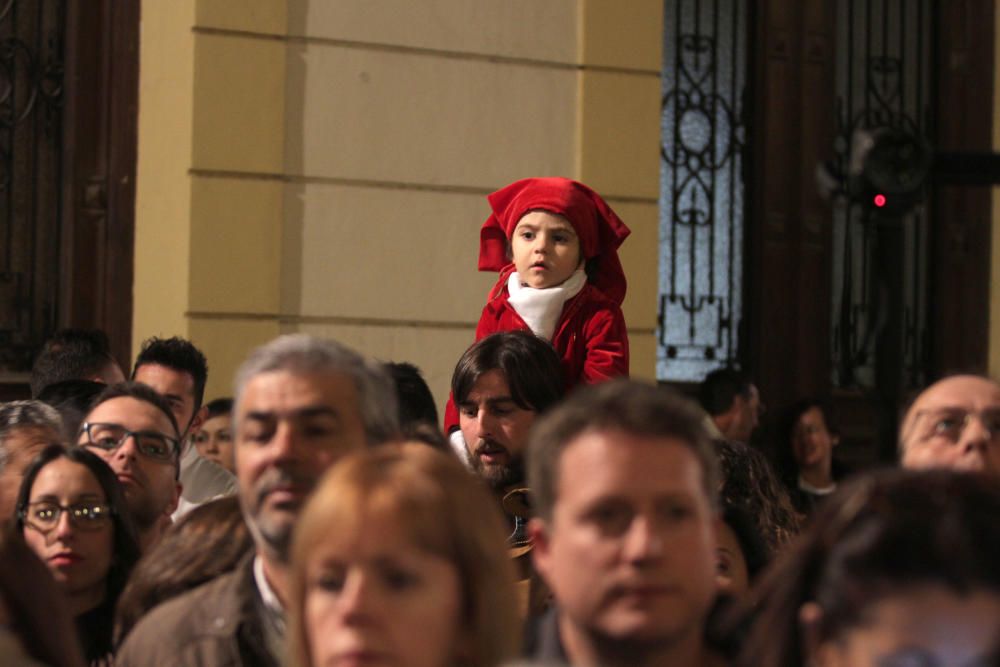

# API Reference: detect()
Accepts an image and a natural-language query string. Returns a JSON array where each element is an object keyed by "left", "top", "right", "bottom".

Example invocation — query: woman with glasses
[{"left": 15, "top": 444, "right": 140, "bottom": 666}]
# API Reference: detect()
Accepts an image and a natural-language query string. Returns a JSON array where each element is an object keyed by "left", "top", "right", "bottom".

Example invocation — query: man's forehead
[
  {"left": 85, "top": 396, "right": 173, "bottom": 430},
  {"left": 556, "top": 429, "right": 706, "bottom": 499},
  {"left": 912, "top": 376, "right": 1000, "bottom": 415},
  {"left": 237, "top": 369, "right": 358, "bottom": 414},
  {"left": 463, "top": 369, "right": 515, "bottom": 402},
  {"left": 134, "top": 363, "right": 196, "bottom": 396}
]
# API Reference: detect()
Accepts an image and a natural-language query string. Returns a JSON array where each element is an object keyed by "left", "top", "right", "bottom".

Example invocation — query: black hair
[
  {"left": 131, "top": 337, "right": 209, "bottom": 413},
  {"left": 203, "top": 397, "right": 233, "bottom": 421},
  {"left": 37, "top": 380, "right": 107, "bottom": 444},
  {"left": 15, "top": 444, "right": 141, "bottom": 662},
  {"left": 698, "top": 367, "right": 752, "bottom": 417},
  {"left": 385, "top": 362, "right": 439, "bottom": 429},
  {"left": 451, "top": 331, "right": 564, "bottom": 415},
  {"left": 29, "top": 329, "right": 119, "bottom": 398}
]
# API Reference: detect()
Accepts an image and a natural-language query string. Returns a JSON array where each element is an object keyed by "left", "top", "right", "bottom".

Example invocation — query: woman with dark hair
[
  {"left": 15, "top": 444, "right": 140, "bottom": 665},
  {"left": 190, "top": 397, "right": 235, "bottom": 473},
  {"left": 778, "top": 399, "right": 841, "bottom": 516},
  {"left": 114, "top": 495, "right": 252, "bottom": 645},
  {"left": 734, "top": 469, "right": 1000, "bottom": 667}
]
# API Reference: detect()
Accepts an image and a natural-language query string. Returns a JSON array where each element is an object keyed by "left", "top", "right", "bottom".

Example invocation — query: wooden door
[
  {"left": 746, "top": 0, "right": 994, "bottom": 468},
  {"left": 0, "top": 0, "right": 137, "bottom": 400}
]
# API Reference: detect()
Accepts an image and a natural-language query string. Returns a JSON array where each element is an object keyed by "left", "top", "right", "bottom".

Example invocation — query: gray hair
[
  {"left": 233, "top": 334, "right": 399, "bottom": 445},
  {"left": 0, "top": 400, "right": 63, "bottom": 471}
]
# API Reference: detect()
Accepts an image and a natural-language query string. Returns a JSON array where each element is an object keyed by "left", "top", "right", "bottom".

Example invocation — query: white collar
[
  {"left": 506, "top": 269, "right": 586, "bottom": 340},
  {"left": 798, "top": 475, "right": 837, "bottom": 496},
  {"left": 253, "top": 555, "right": 285, "bottom": 617}
]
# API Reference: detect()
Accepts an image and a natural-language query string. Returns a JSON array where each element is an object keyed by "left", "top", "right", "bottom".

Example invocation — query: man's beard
[
  {"left": 582, "top": 621, "right": 691, "bottom": 667},
  {"left": 469, "top": 439, "right": 525, "bottom": 491},
  {"left": 123, "top": 486, "right": 171, "bottom": 531},
  {"left": 242, "top": 467, "right": 316, "bottom": 563}
]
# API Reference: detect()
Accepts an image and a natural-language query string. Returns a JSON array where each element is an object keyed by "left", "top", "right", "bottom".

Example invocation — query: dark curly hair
[{"left": 713, "top": 439, "right": 800, "bottom": 551}]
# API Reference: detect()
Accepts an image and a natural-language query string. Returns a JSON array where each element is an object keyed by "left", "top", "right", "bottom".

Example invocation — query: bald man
[{"left": 899, "top": 375, "right": 1000, "bottom": 475}]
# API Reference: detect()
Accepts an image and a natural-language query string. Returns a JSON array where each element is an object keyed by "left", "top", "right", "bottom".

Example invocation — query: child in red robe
[{"left": 445, "top": 177, "right": 630, "bottom": 433}]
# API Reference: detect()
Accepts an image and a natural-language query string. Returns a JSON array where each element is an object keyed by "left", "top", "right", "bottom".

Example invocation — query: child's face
[{"left": 510, "top": 210, "right": 582, "bottom": 289}]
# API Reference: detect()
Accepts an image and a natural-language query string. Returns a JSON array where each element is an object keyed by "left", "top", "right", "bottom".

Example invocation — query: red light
[{"left": 873, "top": 194, "right": 887, "bottom": 208}]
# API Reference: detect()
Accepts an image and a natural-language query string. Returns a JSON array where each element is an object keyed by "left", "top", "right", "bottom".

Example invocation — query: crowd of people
[{"left": 1, "top": 177, "right": 998, "bottom": 666}]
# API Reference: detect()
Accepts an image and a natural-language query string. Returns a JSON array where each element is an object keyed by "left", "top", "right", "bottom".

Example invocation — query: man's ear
[
  {"left": 187, "top": 405, "right": 208, "bottom": 438},
  {"left": 729, "top": 393, "right": 747, "bottom": 418},
  {"left": 165, "top": 481, "right": 183, "bottom": 518},
  {"left": 528, "top": 517, "right": 552, "bottom": 580}
]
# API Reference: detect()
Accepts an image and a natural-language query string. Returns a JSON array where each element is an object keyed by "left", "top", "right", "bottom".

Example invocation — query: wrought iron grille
[
  {"left": 0, "top": 1, "right": 64, "bottom": 374},
  {"left": 831, "top": 0, "right": 932, "bottom": 389},
  {"left": 657, "top": 0, "right": 749, "bottom": 382}
]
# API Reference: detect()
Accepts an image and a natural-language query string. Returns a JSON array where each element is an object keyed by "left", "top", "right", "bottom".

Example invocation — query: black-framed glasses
[
  {"left": 80, "top": 422, "right": 179, "bottom": 462},
  {"left": 19, "top": 501, "right": 114, "bottom": 532}
]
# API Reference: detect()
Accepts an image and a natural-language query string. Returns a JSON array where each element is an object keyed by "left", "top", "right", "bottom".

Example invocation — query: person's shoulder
[
  {"left": 181, "top": 454, "right": 238, "bottom": 501},
  {"left": 115, "top": 566, "right": 248, "bottom": 664}
]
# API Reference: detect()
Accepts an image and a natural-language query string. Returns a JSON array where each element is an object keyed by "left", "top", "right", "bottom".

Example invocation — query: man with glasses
[
  {"left": 77, "top": 382, "right": 182, "bottom": 551},
  {"left": 899, "top": 374, "right": 1000, "bottom": 476}
]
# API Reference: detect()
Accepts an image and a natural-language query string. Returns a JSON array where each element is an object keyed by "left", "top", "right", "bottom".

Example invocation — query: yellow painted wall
[
  {"left": 133, "top": 0, "right": 197, "bottom": 345},
  {"left": 135, "top": 0, "right": 663, "bottom": 408},
  {"left": 992, "top": 6, "right": 1000, "bottom": 379}
]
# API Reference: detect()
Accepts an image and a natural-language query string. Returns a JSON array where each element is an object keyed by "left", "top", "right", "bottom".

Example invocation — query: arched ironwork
[{"left": 658, "top": 0, "right": 749, "bottom": 382}]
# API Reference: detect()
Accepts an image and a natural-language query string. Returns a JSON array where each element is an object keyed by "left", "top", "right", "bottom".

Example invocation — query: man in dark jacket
[
  {"left": 115, "top": 334, "right": 399, "bottom": 666},
  {"left": 525, "top": 380, "right": 726, "bottom": 667}
]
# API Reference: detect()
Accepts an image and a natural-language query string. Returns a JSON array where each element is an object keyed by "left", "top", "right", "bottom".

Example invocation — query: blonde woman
[{"left": 289, "top": 444, "right": 520, "bottom": 667}]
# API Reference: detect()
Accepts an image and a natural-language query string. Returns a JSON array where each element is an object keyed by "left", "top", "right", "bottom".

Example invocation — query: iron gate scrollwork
[{"left": 658, "top": 0, "right": 749, "bottom": 382}]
